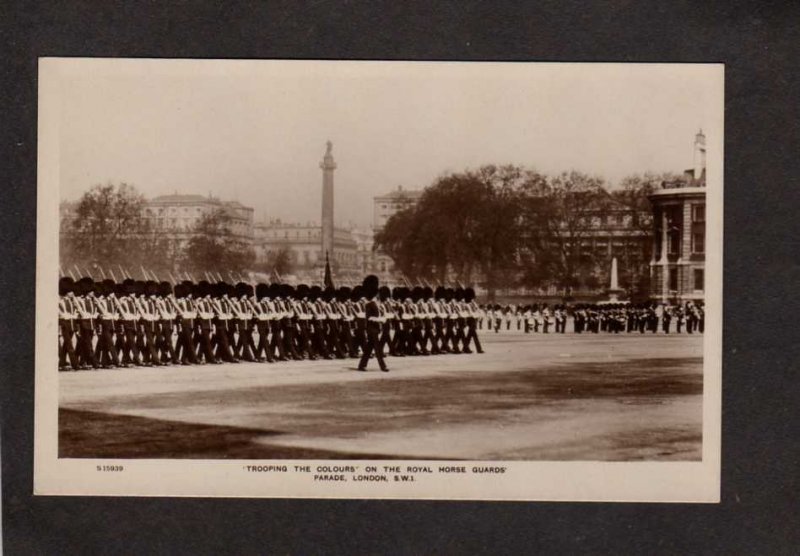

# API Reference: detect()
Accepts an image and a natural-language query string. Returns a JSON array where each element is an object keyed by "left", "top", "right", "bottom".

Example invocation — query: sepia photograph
[{"left": 34, "top": 58, "right": 723, "bottom": 501}]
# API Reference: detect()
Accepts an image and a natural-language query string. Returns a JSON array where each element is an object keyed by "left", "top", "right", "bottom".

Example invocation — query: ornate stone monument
[
  {"left": 607, "top": 256, "right": 625, "bottom": 302},
  {"left": 319, "top": 140, "right": 336, "bottom": 260}
]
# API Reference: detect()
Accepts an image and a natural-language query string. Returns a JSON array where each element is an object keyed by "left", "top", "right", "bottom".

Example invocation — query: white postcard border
[{"left": 34, "top": 58, "right": 723, "bottom": 502}]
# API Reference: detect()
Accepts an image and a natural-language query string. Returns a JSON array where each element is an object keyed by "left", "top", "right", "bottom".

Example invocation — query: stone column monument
[
  {"left": 319, "top": 140, "right": 336, "bottom": 261},
  {"left": 607, "top": 256, "right": 625, "bottom": 302}
]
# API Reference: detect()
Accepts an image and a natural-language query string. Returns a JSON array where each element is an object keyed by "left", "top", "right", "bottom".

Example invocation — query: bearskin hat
[
  {"left": 144, "top": 280, "right": 159, "bottom": 297},
  {"left": 281, "top": 284, "right": 295, "bottom": 299},
  {"left": 158, "top": 281, "right": 173, "bottom": 297},
  {"left": 59, "top": 276, "right": 74, "bottom": 296},
  {"left": 361, "top": 274, "right": 379, "bottom": 292},
  {"left": 174, "top": 283, "right": 186, "bottom": 299}
]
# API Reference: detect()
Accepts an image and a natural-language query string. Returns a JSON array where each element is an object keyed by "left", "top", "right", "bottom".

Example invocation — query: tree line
[
  {"left": 59, "top": 183, "right": 285, "bottom": 281},
  {"left": 374, "top": 165, "right": 676, "bottom": 301},
  {"left": 61, "top": 168, "right": 672, "bottom": 299}
]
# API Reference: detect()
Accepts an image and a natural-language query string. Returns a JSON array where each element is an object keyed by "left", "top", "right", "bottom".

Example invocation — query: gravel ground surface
[{"left": 59, "top": 332, "right": 703, "bottom": 461}]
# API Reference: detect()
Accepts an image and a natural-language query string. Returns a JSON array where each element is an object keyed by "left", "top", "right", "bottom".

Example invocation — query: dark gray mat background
[{"left": 2, "top": 2, "right": 799, "bottom": 554}]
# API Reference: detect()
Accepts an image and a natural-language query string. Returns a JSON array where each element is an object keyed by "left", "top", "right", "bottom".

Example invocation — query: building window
[
  {"left": 693, "top": 204, "right": 705, "bottom": 223},
  {"left": 694, "top": 269, "right": 704, "bottom": 291},
  {"left": 669, "top": 268, "right": 678, "bottom": 291},
  {"left": 667, "top": 206, "right": 682, "bottom": 256},
  {"left": 693, "top": 231, "right": 705, "bottom": 253}
]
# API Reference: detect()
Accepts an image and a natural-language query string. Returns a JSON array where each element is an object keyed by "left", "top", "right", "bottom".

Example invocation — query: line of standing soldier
[
  {"left": 58, "top": 276, "right": 484, "bottom": 372},
  {"left": 478, "top": 302, "right": 705, "bottom": 335}
]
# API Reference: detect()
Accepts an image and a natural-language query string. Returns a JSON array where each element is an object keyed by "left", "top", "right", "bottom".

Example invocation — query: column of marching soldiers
[
  {"left": 57, "top": 276, "right": 485, "bottom": 372},
  {"left": 478, "top": 302, "right": 705, "bottom": 335}
]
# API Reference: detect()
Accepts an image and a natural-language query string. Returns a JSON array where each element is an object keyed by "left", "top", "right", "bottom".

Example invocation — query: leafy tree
[
  {"left": 376, "top": 165, "right": 528, "bottom": 299},
  {"left": 519, "top": 171, "right": 606, "bottom": 294},
  {"left": 181, "top": 208, "right": 255, "bottom": 277},
  {"left": 61, "top": 182, "right": 171, "bottom": 278}
]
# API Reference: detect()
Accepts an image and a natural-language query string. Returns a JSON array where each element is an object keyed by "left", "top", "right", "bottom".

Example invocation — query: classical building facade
[
  {"left": 350, "top": 227, "right": 376, "bottom": 275},
  {"left": 145, "top": 194, "right": 255, "bottom": 249},
  {"left": 648, "top": 130, "right": 707, "bottom": 302},
  {"left": 573, "top": 195, "right": 652, "bottom": 296},
  {"left": 373, "top": 185, "right": 424, "bottom": 230},
  {"left": 253, "top": 220, "right": 359, "bottom": 277}
]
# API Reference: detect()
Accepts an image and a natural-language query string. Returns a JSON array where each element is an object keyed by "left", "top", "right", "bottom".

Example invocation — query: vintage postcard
[{"left": 35, "top": 58, "right": 723, "bottom": 501}]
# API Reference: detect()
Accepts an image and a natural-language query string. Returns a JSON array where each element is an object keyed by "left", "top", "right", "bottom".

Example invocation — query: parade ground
[{"left": 59, "top": 332, "right": 704, "bottom": 461}]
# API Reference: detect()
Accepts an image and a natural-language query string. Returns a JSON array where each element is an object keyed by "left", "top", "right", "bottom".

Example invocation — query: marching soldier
[
  {"left": 462, "top": 287, "right": 484, "bottom": 354},
  {"left": 155, "top": 281, "right": 177, "bottom": 365},
  {"left": 93, "top": 279, "right": 120, "bottom": 368},
  {"left": 351, "top": 286, "right": 368, "bottom": 357},
  {"left": 136, "top": 281, "right": 161, "bottom": 366},
  {"left": 279, "top": 284, "right": 301, "bottom": 361},
  {"left": 75, "top": 277, "right": 99, "bottom": 369},
  {"left": 174, "top": 282, "right": 198, "bottom": 365},
  {"left": 308, "top": 285, "right": 332, "bottom": 359},
  {"left": 194, "top": 281, "right": 218, "bottom": 364},
  {"left": 377, "top": 286, "right": 395, "bottom": 357},
  {"left": 58, "top": 277, "right": 80, "bottom": 371},
  {"left": 419, "top": 287, "right": 439, "bottom": 355},
  {"left": 323, "top": 286, "right": 348, "bottom": 359},
  {"left": 233, "top": 283, "right": 256, "bottom": 362},
  {"left": 252, "top": 283, "right": 274, "bottom": 363},
  {"left": 357, "top": 275, "right": 388, "bottom": 372},
  {"left": 114, "top": 279, "right": 140, "bottom": 366},
  {"left": 211, "top": 283, "right": 236, "bottom": 363}
]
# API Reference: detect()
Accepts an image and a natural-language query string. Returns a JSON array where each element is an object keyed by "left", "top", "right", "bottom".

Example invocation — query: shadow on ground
[
  {"left": 59, "top": 356, "right": 702, "bottom": 460},
  {"left": 59, "top": 409, "right": 414, "bottom": 460}
]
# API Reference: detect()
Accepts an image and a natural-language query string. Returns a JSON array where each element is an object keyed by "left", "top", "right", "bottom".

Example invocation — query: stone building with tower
[{"left": 648, "top": 130, "right": 707, "bottom": 302}]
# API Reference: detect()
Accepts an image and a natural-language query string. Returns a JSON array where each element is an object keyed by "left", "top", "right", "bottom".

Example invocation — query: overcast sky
[{"left": 56, "top": 60, "right": 723, "bottom": 228}]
